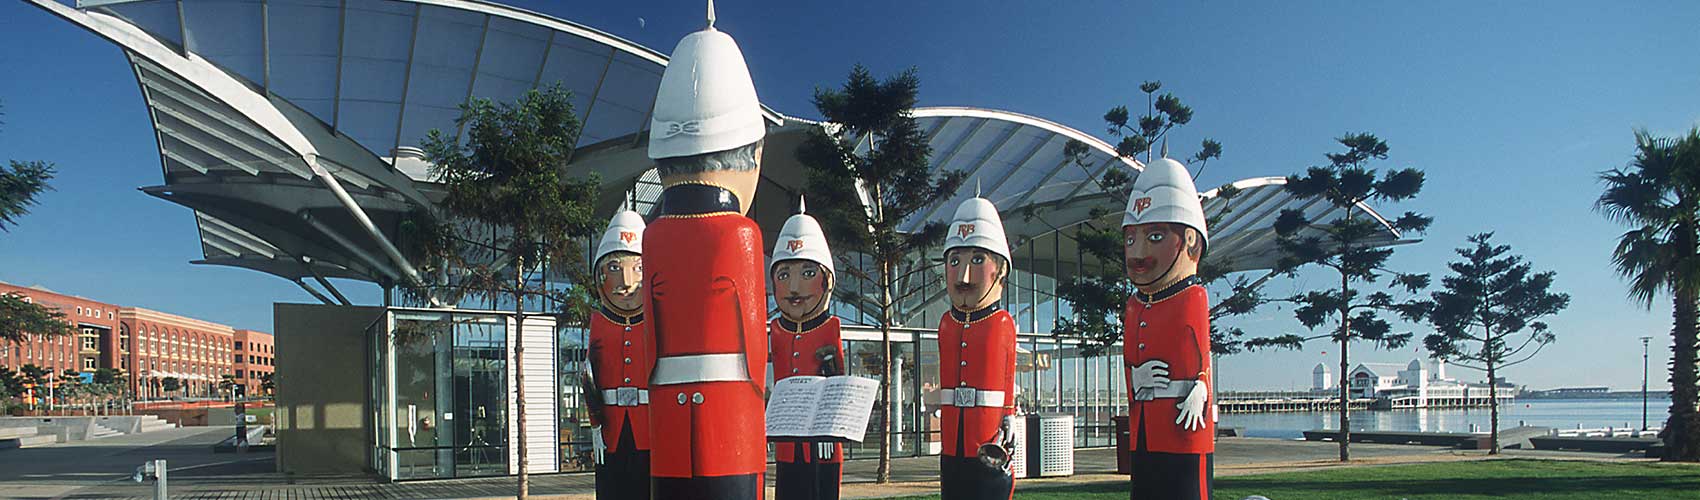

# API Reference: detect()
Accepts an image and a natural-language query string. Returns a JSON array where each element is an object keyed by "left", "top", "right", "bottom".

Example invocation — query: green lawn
[{"left": 889, "top": 459, "right": 1700, "bottom": 499}]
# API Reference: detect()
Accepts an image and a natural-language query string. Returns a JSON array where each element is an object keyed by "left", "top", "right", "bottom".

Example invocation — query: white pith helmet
[
  {"left": 770, "top": 197, "right": 834, "bottom": 277},
  {"left": 1123, "top": 156, "right": 1209, "bottom": 253},
  {"left": 942, "top": 196, "right": 1011, "bottom": 264},
  {"left": 646, "top": 0, "right": 766, "bottom": 160},
  {"left": 593, "top": 211, "right": 645, "bottom": 264}
]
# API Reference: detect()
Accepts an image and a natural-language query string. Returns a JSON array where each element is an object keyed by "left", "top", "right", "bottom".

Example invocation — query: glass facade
[
  {"left": 838, "top": 325, "right": 1126, "bottom": 459},
  {"left": 366, "top": 223, "right": 1132, "bottom": 474},
  {"left": 370, "top": 309, "right": 510, "bottom": 480}
]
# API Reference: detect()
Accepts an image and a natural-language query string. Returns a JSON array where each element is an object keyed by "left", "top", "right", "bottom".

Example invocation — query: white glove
[
  {"left": 1130, "top": 360, "right": 1171, "bottom": 400},
  {"left": 817, "top": 442, "right": 834, "bottom": 460},
  {"left": 591, "top": 426, "right": 607, "bottom": 465},
  {"left": 1175, "top": 380, "right": 1209, "bottom": 431}
]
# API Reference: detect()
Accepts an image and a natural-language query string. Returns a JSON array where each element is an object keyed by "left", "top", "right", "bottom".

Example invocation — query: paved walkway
[{"left": 0, "top": 429, "right": 1653, "bottom": 500}]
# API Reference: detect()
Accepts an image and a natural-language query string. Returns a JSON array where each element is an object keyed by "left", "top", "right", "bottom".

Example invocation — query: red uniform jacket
[
  {"left": 937, "top": 305, "right": 1017, "bottom": 457},
  {"left": 769, "top": 313, "right": 845, "bottom": 464},
  {"left": 588, "top": 307, "right": 652, "bottom": 452},
  {"left": 644, "top": 184, "right": 769, "bottom": 479},
  {"left": 1123, "top": 279, "right": 1214, "bottom": 455}
]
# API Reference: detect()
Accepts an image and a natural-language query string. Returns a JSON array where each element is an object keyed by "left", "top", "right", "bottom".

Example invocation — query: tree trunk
[
  {"left": 876, "top": 257, "right": 894, "bottom": 483},
  {"left": 515, "top": 265, "right": 530, "bottom": 498},
  {"left": 1487, "top": 348, "right": 1500, "bottom": 455},
  {"left": 1337, "top": 272, "right": 1351, "bottom": 462},
  {"left": 1667, "top": 220, "right": 1700, "bottom": 461}
]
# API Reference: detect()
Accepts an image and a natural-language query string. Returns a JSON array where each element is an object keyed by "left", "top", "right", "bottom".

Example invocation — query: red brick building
[
  {"left": 232, "top": 329, "right": 274, "bottom": 396},
  {"left": 0, "top": 283, "right": 123, "bottom": 378},
  {"left": 119, "top": 307, "right": 236, "bottom": 399}
]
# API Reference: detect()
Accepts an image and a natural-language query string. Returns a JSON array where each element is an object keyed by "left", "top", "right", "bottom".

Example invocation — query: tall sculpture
[
  {"left": 584, "top": 211, "right": 652, "bottom": 499},
  {"left": 769, "top": 199, "right": 847, "bottom": 500},
  {"left": 1121, "top": 157, "right": 1214, "bottom": 500},
  {"left": 642, "top": 2, "right": 769, "bottom": 498},
  {"left": 936, "top": 196, "right": 1018, "bottom": 500}
]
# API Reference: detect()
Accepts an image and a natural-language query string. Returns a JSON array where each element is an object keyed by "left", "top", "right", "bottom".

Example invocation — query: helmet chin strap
[
  {"left": 958, "top": 263, "right": 1007, "bottom": 312},
  {"left": 1133, "top": 241, "right": 1186, "bottom": 289}
]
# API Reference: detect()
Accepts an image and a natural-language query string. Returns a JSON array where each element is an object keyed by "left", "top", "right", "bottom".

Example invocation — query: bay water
[{"left": 1221, "top": 397, "right": 1676, "bottom": 439}]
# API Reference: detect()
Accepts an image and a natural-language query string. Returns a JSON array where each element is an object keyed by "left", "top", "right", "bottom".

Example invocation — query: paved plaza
[{"left": 0, "top": 425, "right": 1644, "bottom": 499}]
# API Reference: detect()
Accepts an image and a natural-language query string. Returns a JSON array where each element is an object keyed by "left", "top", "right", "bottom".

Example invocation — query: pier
[{"left": 1216, "top": 391, "right": 1375, "bottom": 414}]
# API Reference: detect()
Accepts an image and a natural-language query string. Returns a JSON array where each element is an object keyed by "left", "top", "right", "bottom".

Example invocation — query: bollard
[
  {"left": 155, "top": 459, "right": 167, "bottom": 499},
  {"left": 133, "top": 459, "right": 166, "bottom": 499}
]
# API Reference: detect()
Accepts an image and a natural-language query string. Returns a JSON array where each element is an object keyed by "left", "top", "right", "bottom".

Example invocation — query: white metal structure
[{"left": 30, "top": 0, "right": 1409, "bottom": 314}]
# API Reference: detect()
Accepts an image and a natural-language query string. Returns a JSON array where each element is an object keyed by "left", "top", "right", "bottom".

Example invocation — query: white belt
[
  {"left": 1134, "top": 380, "right": 1199, "bottom": 401},
  {"left": 652, "top": 353, "right": 751, "bottom": 385},
  {"left": 601, "top": 387, "right": 650, "bottom": 406},
  {"left": 942, "top": 387, "right": 1006, "bottom": 408}
]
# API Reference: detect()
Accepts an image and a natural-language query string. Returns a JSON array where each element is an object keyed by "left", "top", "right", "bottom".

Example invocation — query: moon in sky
[{"left": 638, "top": 17, "right": 646, "bottom": 28}]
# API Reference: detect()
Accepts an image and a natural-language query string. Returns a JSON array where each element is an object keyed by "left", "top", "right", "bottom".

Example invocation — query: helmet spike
[
  {"left": 798, "top": 194, "right": 807, "bottom": 214},
  {"left": 706, "top": 0, "right": 716, "bottom": 29}
]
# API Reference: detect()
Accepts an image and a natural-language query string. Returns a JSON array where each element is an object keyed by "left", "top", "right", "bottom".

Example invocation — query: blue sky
[{"left": 1, "top": 0, "right": 1697, "bottom": 391}]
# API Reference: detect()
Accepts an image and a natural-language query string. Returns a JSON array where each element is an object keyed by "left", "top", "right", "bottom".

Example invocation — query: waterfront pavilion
[{"left": 25, "top": 0, "right": 1413, "bottom": 480}]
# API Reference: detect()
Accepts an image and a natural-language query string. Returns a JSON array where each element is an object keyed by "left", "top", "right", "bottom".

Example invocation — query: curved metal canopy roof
[{"left": 31, "top": 0, "right": 1410, "bottom": 312}]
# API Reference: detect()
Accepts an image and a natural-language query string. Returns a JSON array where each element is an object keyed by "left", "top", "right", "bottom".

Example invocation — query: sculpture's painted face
[
  {"left": 772, "top": 260, "right": 831, "bottom": 322},
  {"left": 1124, "top": 223, "right": 1200, "bottom": 293},
  {"left": 598, "top": 253, "right": 643, "bottom": 315},
  {"left": 945, "top": 247, "right": 1005, "bottom": 312}
]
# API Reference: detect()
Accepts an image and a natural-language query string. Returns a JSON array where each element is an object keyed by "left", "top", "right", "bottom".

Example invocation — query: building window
[
  {"left": 234, "top": 354, "right": 242, "bottom": 364},
  {"left": 234, "top": 341, "right": 242, "bottom": 351},
  {"left": 120, "top": 359, "right": 128, "bottom": 370},
  {"left": 82, "top": 337, "right": 96, "bottom": 351},
  {"left": 83, "top": 358, "right": 96, "bottom": 370}
]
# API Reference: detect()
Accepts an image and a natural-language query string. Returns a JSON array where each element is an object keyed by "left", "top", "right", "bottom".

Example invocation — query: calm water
[{"left": 1221, "top": 398, "right": 1676, "bottom": 439}]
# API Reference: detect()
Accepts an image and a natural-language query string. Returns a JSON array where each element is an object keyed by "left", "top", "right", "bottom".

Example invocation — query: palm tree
[
  {"left": 161, "top": 377, "right": 180, "bottom": 399},
  {"left": 1596, "top": 128, "right": 1700, "bottom": 462},
  {"left": 218, "top": 375, "right": 237, "bottom": 401}
]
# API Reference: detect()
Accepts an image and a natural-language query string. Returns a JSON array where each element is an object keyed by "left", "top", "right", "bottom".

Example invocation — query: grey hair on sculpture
[{"left": 654, "top": 139, "right": 763, "bottom": 177}]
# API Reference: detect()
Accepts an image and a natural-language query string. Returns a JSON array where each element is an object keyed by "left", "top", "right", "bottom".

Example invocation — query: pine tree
[
  {"left": 402, "top": 84, "right": 603, "bottom": 497},
  {"left": 1273, "top": 133, "right": 1432, "bottom": 461},
  {"left": 795, "top": 65, "right": 965, "bottom": 483},
  {"left": 1399, "top": 233, "right": 1568, "bottom": 454},
  {"left": 0, "top": 98, "right": 75, "bottom": 344}
]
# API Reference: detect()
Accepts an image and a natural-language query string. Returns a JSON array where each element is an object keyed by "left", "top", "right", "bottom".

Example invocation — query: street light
[{"left": 1641, "top": 336, "right": 1652, "bottom": 432}]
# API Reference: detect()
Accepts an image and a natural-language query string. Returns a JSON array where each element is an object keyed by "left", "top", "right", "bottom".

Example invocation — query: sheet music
[
  {"left": 808, "top": 376, "right": 879, "bottom": 440},
  {"left": 766, "top": 376, "right": 825, "bottom": 437},
  {"left": 765, "top": 375, "right": 879, "bottom": 442}
]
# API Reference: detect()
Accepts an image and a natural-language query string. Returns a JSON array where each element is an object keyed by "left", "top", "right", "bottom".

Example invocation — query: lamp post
[{"left": 1641, "top": 336, "right": 1652, "bottom": 431}]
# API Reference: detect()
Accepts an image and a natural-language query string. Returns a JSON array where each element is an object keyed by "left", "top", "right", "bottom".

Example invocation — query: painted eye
[
  {"left": 607, "top": 263, "right": 620, "bottom": 272},
  {"left": 948, "top": 256, "right": 960, "bottom": 267},
  {"left": 1125, "top": 234, "right": 1137, "bottom": 246},
  {"left": 971, "top": 255, "right": 986, "bottom": 265},
  {"left": 1147, "top": 232, "right": 1165, "bottom": 243},
  {"left": 776, "top": 271, "right": 789, "bottom": 281},
  {"left": 802, "top": 268, "right": 817, "bottom": 278}
]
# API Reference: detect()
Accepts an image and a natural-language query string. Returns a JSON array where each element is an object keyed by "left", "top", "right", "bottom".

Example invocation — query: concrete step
[
  {"left": 0, "top": 427, "right": 38, "bottom": 440},
  {"left": 18, "top": 434, "right": 57, "bottom": 448},
  {"left": 138, "top": 422, "right": 176, "bottom": 433},
  {"left": 1, "top": 433, "right": 59, "bottom": 450},
  {"left": 87, "top": 427, "right": 122, "bottom": 439}
]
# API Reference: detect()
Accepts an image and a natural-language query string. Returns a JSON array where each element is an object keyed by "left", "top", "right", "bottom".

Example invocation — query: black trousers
[
  {"left": 939, "top": 455, "right": 1014, "bottom": 500},
  {"left": 1130, "top": 412, "right": 1213, "bottom": 500},
  {"left": 652, "top": 474, "right": 762, "bottom": 500},
  {"left": 775, "top": 461, "right": 841, "bottom": 500},
  {"left": 595, "top": 418, "right": 651, "bottom": 499}
]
